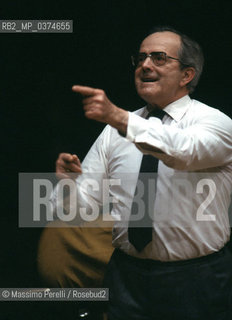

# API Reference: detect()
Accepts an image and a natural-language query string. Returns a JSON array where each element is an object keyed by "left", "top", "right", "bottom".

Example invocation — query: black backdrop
[{"left": 0, "top": 0, "right": 231, "bottom": 318}]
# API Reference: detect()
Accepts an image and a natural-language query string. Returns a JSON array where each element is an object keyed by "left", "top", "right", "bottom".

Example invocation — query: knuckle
[
  {"left": 96, "top": 89, "right": 104, "bottom": 96},
  {"left": 59, "top": 152, "right": 67, "bottom": 159},
  {"left": 98, "top": 95, "right": 104, "bottom": 102}
]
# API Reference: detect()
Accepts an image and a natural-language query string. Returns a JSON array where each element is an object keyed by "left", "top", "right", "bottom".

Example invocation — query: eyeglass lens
[{"left": 133, "top": 52, "right": 167, "bottom": 67}]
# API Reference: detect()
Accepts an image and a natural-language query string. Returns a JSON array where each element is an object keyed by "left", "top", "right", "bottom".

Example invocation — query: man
[{"left": 47, "top": 26, "right": 232, "bottom": 319}]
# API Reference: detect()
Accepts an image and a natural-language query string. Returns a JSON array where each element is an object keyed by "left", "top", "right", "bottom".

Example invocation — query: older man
[{"left": 46, "top": 26, "right": 232, "bottom": 319}]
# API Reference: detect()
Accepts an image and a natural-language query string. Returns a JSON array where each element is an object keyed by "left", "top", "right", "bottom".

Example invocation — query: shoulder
[
  {"left": 189, "top": 99, "right": 232, "bottom": 129},
  {"left": 191, "top": 99, "right": 230, "bottom": 118}
]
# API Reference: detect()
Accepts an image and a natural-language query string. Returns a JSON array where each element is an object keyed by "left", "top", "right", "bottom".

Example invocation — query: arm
[
  {"left": 126, "top": 109, "right": 232, "bottom": 170},
  {"left": 51, "top": 127, "right": 111, "bottom": 225},
  {"left": 73, "top": 85, "right": 232, "bottom": 171}
]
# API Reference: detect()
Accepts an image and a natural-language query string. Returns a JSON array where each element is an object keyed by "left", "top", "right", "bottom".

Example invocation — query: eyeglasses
[{"left": 131, "top": 52, "right": 183, "bottom": 67}]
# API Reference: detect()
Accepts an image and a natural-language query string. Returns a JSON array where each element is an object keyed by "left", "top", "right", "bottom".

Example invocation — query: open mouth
[{"left": 141, "top": 78, "right": 157, "bottom": 82}]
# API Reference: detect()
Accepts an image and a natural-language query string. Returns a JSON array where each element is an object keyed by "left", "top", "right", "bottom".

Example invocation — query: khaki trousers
[{"left": 37, "top": 216, "right": 114, "bottom": 288}]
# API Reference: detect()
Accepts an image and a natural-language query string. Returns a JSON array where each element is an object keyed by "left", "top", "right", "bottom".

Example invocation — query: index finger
[{"left": 72, "top": 85, "right": 97, "bottom": 97}]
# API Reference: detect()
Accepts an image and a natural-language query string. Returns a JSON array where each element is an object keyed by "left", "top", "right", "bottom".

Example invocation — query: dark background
[{"left": 0, "top": 0, "right": 231, "bottom": 319}]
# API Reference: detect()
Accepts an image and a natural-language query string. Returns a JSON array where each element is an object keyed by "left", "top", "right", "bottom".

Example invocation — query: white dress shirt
[{"left": 53, "top": 95, "right": 232, "bottom": 261}]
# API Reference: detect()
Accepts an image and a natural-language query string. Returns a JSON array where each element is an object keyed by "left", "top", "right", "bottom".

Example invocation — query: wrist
[{"left": 109, "top": 107, "right": 128, "bottom": 135}]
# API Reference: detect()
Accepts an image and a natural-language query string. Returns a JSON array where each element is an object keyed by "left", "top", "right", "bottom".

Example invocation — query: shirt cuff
[{"left": 126, "top": 112, "right": 149, "bottom": 142}]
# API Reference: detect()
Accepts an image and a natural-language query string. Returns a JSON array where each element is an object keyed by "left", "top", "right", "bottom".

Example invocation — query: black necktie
[{"left": 128, "top": 108, "right": 166, "bottom": 252}]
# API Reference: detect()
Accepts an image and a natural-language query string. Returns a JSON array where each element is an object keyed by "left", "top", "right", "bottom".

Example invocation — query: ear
[{"left": 180, "top": 67, "right": 195, "bottom": 88}]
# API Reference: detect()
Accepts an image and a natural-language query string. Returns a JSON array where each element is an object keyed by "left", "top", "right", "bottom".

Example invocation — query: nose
[{"left": 141, "top": 55, "right": 154, "bottom": 70}]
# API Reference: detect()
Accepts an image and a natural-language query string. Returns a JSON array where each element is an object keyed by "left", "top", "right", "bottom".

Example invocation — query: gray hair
[{"left": 147, "top": 26, "right": 204, "bottom": 93}]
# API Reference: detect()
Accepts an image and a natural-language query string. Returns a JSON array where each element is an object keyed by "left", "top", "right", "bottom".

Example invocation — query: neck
[{"left": 148, "top": 91, "right": 189, "bottom": 111}]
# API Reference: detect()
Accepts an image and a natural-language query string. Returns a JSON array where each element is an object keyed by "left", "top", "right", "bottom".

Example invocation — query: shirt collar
[
  {"left": 163, "top": 95, "right": 191, "bottom": 122},
  {"left": 144, "top": 95, "right": 191, "bottom": 122}
]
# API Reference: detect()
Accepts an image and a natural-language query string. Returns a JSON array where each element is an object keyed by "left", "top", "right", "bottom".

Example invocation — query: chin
[{"left": 137, "top": 88, "right": 159, "bottom": 104}]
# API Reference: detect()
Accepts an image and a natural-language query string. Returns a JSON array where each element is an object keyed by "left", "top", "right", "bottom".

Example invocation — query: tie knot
[{"left": 147, "top": 108, "right": 166, "bottom": 120}]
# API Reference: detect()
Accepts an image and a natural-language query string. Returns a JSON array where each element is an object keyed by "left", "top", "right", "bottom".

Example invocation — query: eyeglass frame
[{"left": 131, "top": 51, "right": 186, "bottom": 67}]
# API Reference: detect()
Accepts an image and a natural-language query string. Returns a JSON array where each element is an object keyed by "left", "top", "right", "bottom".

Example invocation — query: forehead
[{"left": 139, "top": 31, "right": 181, "bottom": 55}]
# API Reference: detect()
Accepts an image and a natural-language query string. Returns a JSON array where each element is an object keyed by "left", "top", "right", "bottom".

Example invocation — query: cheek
[
  {"left": 134, "top": 71, "right": 140, "bottom": 84},
  {"left": 135, "top": 77, "right": 143, "bottom": 92}
]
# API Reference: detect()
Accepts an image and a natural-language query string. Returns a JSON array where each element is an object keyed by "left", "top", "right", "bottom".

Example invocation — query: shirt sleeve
[
  {"left": 50, "top": 126, "right": 111, "bottom": 224},
  {"left": 126, "top": 109, "right": 232, "bottom": 171}
]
